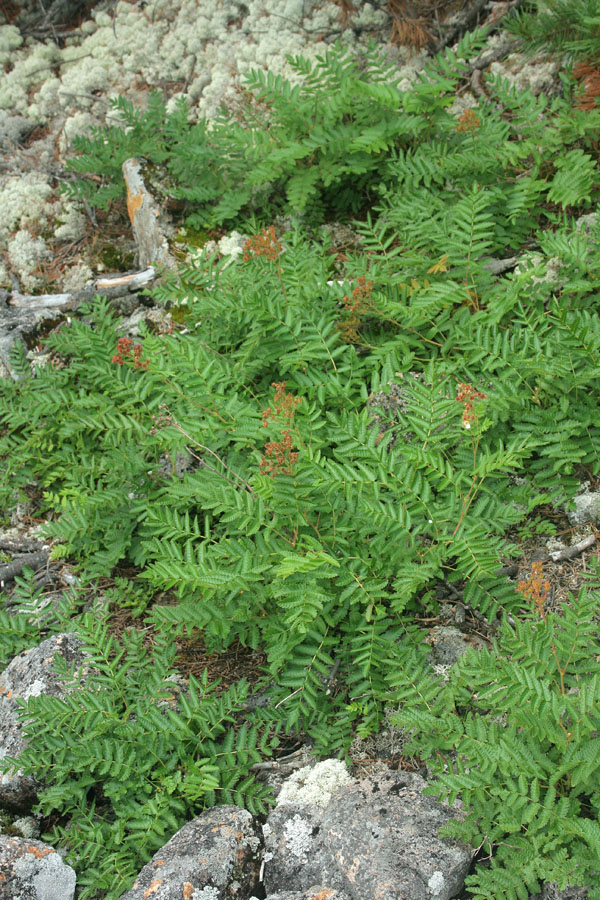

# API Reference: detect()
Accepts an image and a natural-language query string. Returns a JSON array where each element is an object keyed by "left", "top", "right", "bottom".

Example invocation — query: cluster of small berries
[
  {"left": 341, "top": 275, "right": 374, "bottom": 314},
  {"left": 456, "top": 109, "right": 481, "bottom": 132}
]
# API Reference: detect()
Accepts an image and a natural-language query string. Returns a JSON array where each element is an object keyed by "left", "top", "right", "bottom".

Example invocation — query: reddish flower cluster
[
  {"left": 518, "top": 560, "right": 551, "bottom": 619},
  {"left": 456, "top": 109, "right": 481, "bottom": 133},
  {"left": 112, "top": 337, "right": 149, "bottom": 370},
  {"left": 341, "top": 275, "right": 374, "bottom": 314},
  {"left": 262, "top": 381, "right": 301, "bottom": 428},
  {"left": 260, "top": 381, "right": 301, "bottom": 477},
  {"left": 260, "top": 430, "right": 299, "bottom": 477},
  {"left": 243, "top": 225, "right": 282, "bottom": 262},
  {"left": 456, "top": 382, "right": 487, "bottom": 428},
  {"left": 337, "top": 276, "right": 374, "bottom": 344}
]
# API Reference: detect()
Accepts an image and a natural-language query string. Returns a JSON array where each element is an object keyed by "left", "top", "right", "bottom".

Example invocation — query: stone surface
[
  {"left": 0, "top": 834, "right": 76, "bottom": 900},
  {"left": 263, "top": 771, "right": 473, "bottom": 900},
  {"left": 566, "top": 492, "right": 600, "bottom": 526},
  {"left": 531, "top": 885, "right": 590, "bottom": 900},
  {"left": 0, "top": 633, "right": 92, "bottom": 812},
  {"left": 426, "top": 626, "right": 485, "bottom": 667},
  {"left": 262, "top": 890, "right": 351, "bottom": 900},
  {"left": 119, "top": 806, "right": 262, "bottom": 900}
]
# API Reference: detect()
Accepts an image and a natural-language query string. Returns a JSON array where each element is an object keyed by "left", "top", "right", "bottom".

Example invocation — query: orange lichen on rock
[{"left": 26, "top": 845, "right": 54, "bottom": 859}]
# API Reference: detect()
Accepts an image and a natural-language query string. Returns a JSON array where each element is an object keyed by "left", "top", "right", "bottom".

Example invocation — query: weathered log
[
  {"left": 0, "top": 550, "right": 50, "bottom": 587},
  {"left": 122, "top": 158, "right": 177, "bottom": 271},
  {"left": 0, "top": 538, "right": 45, "bottom": 553},
  {"left": 0, "top": 268, "right": 159, "bottom": 379}
]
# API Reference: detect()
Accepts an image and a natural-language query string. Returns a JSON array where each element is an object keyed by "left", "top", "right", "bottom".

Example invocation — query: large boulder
[
  {"left": 0, "top": 632, "right": 92, "bottom": 812},
  {"left": 0, "top": 834, "right": 76, "bottom": 900},
  {"left": 262, "top": 768, "right": 473, "bottom": 900},
  {"left": 118, "top": 806, "right": 263, "bottom": 900}
]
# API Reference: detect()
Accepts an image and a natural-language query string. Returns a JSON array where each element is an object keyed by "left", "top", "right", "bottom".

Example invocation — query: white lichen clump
[
  {"left": 489, "top": 57, "right": 557, "bottom": 96},
  {"left": 428, "top": 870, "right": 447, "bottom": 897},
  {"left": 54, "top": 203, "right": 87, "bottom": 243},
  {"left": 3, "top": 0, "right": 422, "bottom": 129},
  {"left": 277, "top": 758, "right": 354, "bottom": 809},
  {"left": 0, "top": 173, "right": 53, "bottom": 240},
  {"left": 7, "top": 230, "right": 52, "bottom": 292},
  {"left": 62, "top": 262, "right": 93, "bottom": 294},
  {"left": 199, "top": 230, "right": 248, "bottom": 266},
  {"left": 514, "top": 252, "right": 563, "bottom": 286},
  {"left": 282, "top": 814, "right": 313, "bottom": 861}
]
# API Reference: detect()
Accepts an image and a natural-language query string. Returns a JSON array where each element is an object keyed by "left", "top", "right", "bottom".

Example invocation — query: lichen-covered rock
[
  {"left": 276, "top": 760, "right": 354, "bottom": 809},
  {"left": 0, "top": 834, "right": 76, "bottom": 900},
  {"left": 322, "top": 772, "right": 471, "bottom": 900},
  {"left": 261, "top": 890, "right": 352, "bottom": 900},
  {"left": 264, "top": 803, "right": 333, "bottom": 891},
  {"left": 119, "top": 806, "right": 262, "bottom": 900},
  {"left": 264, "top": 771, "right": 472, "bottom": 900},
  {"left": 0, "top": 633, "right": 92, "bottom": 812},
  {"left": 566, "top": 491, "right": 600, "bottom": 526}
]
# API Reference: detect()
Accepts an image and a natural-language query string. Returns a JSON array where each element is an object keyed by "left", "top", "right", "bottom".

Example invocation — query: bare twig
[{"left": 550, "top": 534, "right": 597, "bottom": 562}]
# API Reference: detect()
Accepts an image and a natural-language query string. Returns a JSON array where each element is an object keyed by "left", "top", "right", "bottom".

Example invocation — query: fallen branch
[
  {"left": 0, "top": 550, "right": 50, "bottom": 587},
  {"left": 550, "top": 533, "right": 597, "bottom": 562},
  {"left": 6, "top": 267, "right": 157, "bottom": 310},
  {"left": 0, "top": 538, "right": 45, "bottom": 553},
  {"left": 482, "top": 256, "right": 519, "bottom": 275}
]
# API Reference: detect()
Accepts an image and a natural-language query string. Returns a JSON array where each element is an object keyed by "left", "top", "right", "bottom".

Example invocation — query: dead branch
[
  {"left": 550, "top": 534, "right": 597, "bottom": 562},
  {"left": 6, "top": 267, "right": 157, "bottom": 310},
  {"left": 0, "top": 538, "right": 45, "bottom": 553},
  {"left": 0, "top": 550, "right": 50, "bottom": 586}
]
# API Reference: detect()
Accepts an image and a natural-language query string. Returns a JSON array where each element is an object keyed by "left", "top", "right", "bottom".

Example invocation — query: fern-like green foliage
[
  {"left": 0, "top": 610, "right": 279, "bottom": 899},
  {"left": 63, "top": 33, "right": 491, "bottom": 228},
  {"left": 391, "top": 573, "right": 600, "bottom": 900},
  {"left": 0, "top": 567, "right": 81, "bottom": 669},
  {"left": 505, "top": 0, "right": 600, "bottom": 64},
  {"left": 2, "top": 23, "right": 600, "bottom": 899}
]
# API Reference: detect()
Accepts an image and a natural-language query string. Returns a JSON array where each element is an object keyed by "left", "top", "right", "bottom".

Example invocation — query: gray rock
[
  {"left": 263, "top": 890, "right": 351, "bottom": 900},
  {"left": 263, "top": 771, "right": 472, "bottom": 900},
  {"left": 0, "top": 834, "right": 76, "bottom": 900},
  {"left": 426, "top": 626, "right": 485, "bottom": 667},
  {"left": 566, "top": 492, "right": 600, "bottom": 526},
  {"left": 531, "top": 884, "right": 590, "bottom": 900},
  {"left": 264, "top": 803, "right": 336, "bottom": 891},
  {"left": 119, "top": 806, "right": 262, "bottom": 900},
  {"left": 0, "top": 633, "right": 92, "bottom": 812}
]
